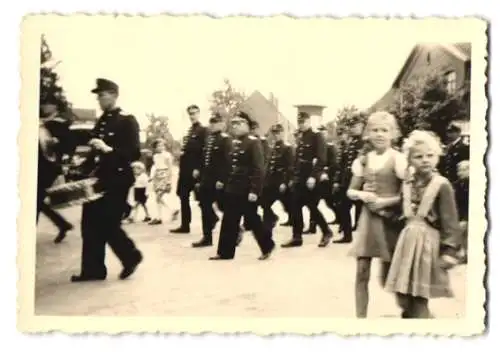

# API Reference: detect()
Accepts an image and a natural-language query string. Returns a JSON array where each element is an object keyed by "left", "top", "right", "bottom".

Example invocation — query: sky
[{"left": 40, "top": 16, "right": 430, "bottom": 139}]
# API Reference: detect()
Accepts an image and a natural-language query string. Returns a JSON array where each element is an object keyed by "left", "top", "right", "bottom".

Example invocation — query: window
[{"left": 445, "top": 70, "right": 457, "bottom": 94}]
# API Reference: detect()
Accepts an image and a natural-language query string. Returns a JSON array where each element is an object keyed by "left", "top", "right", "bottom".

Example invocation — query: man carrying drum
[{"left": 70, "top": 78, "right": 143, "bottom": 283}]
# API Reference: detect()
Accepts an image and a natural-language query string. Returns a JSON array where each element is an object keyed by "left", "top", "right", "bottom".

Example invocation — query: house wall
[{"left": 399, "top": 45, "right": 467, "bottom": 89}]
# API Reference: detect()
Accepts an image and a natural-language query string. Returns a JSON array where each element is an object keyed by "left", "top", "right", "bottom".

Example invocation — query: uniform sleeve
[
  {"left": 333, "top": 142, "right": 345, "bottom": 184},
  {"left": 194, "top": 126, "right": 208, "bottom": 171},
  {"left": 249, "top": 140, "right": 265, "bottom": 195},
  {"left": 437, "top": 180, "right": 462, "bottom": 251},
  {"left": 351, "top": 158, "right": 363, "bottom": 177},
  {"left": 218, "top": 136, "right": 233, "bottom": 183},
  {"left": 284, "top": 145, "right": 295, "bottom": 184},
  {"left": 393, "top": 151, "right": 408, "bottom": 180},
  {"left": 109, "top": 115, "right": 141, "bottom": 163},
  {"left": 312, "top": 132, "right": 327, "bottom": 178}
]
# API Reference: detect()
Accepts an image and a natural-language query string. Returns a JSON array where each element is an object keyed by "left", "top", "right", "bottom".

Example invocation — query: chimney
[{"left": 294, "top": 104, "right": 326, "bottom": 128}]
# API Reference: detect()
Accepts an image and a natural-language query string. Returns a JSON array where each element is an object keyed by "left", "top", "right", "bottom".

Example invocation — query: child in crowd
[
  {"left": 454, "top": 160, "right": 470, "bottom": 263},
  {"left": 149, "top": 138, "right": 174, "bottom": 225},
  {"left": 126, "top": 161, "right": 151, "bottom": 223},
  {"left": 385, "top": 130, "right": 461, "bottom": 318},
  {"left": 346, "top": 111, "right": 407, "bottom": 318}
]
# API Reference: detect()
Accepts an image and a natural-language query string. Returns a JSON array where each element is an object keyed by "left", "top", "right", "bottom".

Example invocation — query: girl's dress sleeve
[
  {"left": 393, "top": 150, "right": 408, "bottom": 180},
  {"left": 351, "top": 157, "right": 363, "bottom": 178},
  {"left": 436, "top": 180, "right": 461, "bottom": 252}
]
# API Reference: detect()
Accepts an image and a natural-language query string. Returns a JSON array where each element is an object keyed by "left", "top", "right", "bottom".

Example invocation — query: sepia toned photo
[{"left": 18, "top": 15, "right": 488, "bottom": 335}]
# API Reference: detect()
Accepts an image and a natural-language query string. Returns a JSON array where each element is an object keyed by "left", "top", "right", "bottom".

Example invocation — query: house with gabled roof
[
  {"left": 239, "top": 90, "right": 296, "bottom": 142},
  {"left": 369, "top": 43, "right": 471, "bottom": 135}
]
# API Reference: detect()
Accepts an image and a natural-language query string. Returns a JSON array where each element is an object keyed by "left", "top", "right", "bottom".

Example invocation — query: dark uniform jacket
[
  {"left": 264, "top": 140, "right": 294, "bottom": 188},
  {"left": 439, "top": 139, "right": 470, "bottom": 184},
  {"left": 81, "top": 108, "right": 141, "bottom": 193},
  {"left": 177, "top": 121, "right": 208, "bottom": 194},
  {"left": 259, "top": 135, "right": 271, "bottom": 166},
  {"left": 324, "top": 142, "right": 339, "bottom": 181},
  {"left": 454, "top": 178, "right": 469, "bottom": 221},
  {"left": 225, "top": 135, "right": 265, "bottom": 196},
  {"left": 334, "top": 135, "right": 364, "bottom": 188},
  {"left": 292, "top": 128, "right": 327, "bottom": 184},
  {"left": 199, "top": 131, "right": 232, "bottom": 189}
]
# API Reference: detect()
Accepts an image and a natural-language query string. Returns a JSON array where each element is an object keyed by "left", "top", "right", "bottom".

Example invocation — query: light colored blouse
[
  {"left": 134, "top": 173, "right": 149, "bottom": 188},
  {"left": 351, "top": 148, "right": 407, "bottom": 180}
]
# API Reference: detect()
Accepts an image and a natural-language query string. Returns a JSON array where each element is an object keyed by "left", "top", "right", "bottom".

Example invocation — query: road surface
[{"left": 34, "top": 199, "right": 466, "bottom": 318}]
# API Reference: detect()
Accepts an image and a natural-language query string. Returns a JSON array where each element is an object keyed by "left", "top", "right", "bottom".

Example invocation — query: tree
[
  {"left": 209, "top": 79, "right": 247, "bottom": 125},
  {"left": 40, "top": 35, "right": 72, "bottom": 120},
  {"left": 386, "top": 67, "right": 470, "bottom": 140},
  {"left": 144, "top": 113, "right": 174, "bottom": 148},
  {"left": 334, "top": 105, "right": 363, "bottom": 136}
]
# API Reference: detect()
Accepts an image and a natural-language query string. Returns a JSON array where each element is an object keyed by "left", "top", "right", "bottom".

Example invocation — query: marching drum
[{"left": 45, "top": 177, "right": 104, "bottom": 209}]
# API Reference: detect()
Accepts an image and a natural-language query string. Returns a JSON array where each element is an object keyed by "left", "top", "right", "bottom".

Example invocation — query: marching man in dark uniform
[
  {"left": 37, "top": 93, "right": 75, "bottom": 243},
  {"left": 209, "top": 111, "right": 275, "bottom": 260},
  {"left": 250, "top": 121, "right": 271, "bottom": 166},
  {"left": 192, "top": 113, "right": 232, "bottom": 248},
  {"left": 282, "top": 112, "right": 334, "bottom": 248},
  {"left": 241, "top": 120, "right": 270, "bottom": 232},
  {"left": 439, "top": 122, "right": 470, "bottom": 184},
  {"left": 332, "top": 114, "right": 365, "bottom": 243},
  {"left": 304, "top": 124, "right": 339, "bottom": 236},
  {"left": 71, "top": 78, "right": 143, "bottom": 282},
  {"left": 260, "top": 123, "right": 294, "bottom": 230},
  {"left": 172, "top": 104, "right": 208, "bottom": 234}
]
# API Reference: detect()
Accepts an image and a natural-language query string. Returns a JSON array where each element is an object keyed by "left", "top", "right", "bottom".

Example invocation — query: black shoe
[
  {"left": 209, "top": 255, "right": 233, "bottom": 260},
  {"left": 318, "top": 233, "right": 333, "bottom": 247},
  {"left": 70, "top": 274, "right": 106, "bottom": 282},
  {"left": 333, "top": 237, "right": 352, "bottom": 244},
  {"left": 149, "top": 219, "right": 162, "bottom": 225},
  {"left": 171, "top": 226, "right": 190, "bottom": 234},
  {"left": 192, "top": 238, "right": 213, "bottom": 248},
  {"left": 119, "top": 252, "right": 143, "bottom": 280},
  {"left": 143, "top": 217, "right": 152, "bottom": 222},
  {"left": 258, "top": 243, "right": 276, "bottom": 260},
  {"left": 54, "top": 224, "right": 74, "bottom": 244},
  {"left": 281, "top": 239, "right": 303, "bottom": 248}
]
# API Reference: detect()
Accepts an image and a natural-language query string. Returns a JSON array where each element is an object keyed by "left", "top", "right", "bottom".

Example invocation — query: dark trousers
[
  {"left": 178, "top": 190, "right": 192, "bottom": 228},
  {"left": 308, "top": 181, "right": 338, "bottom": 230},
  {"left": 36, "top": 187, "right": 72, "bottom": 231},
  {"left": 334, "top": 188, "right": 354, "bottom": 240},
  {"left": 216, "top": 193, "right": 275, "bottom": 259},
  {"left": 261, "top": 185, "right": 291, "bottom": 228},
  {"left": 290, "top": 184, "right": 331, "bottom": 240},
  {"left": 79, "top": 186, "right": 141, "bottom": 277},
  {"left": 199, "top": 186, "right": 224, "bottom": 240}
]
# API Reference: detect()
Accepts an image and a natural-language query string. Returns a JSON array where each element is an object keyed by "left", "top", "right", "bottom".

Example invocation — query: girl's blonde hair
[
  {"left": 402, "top": 130, "right": 443, "bottom": 159},
  {"left": 363, "top": 111, "right": 401, "bottom": 141}
]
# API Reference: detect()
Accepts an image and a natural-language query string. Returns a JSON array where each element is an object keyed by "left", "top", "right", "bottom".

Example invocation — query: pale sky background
[{"left": 40, "top": 16, "right": 435, "bottom": 139}]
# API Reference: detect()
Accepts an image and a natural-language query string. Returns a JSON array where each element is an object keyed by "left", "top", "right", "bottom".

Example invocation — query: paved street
[{"left": 35, "top": 199, "right": 466, "bottom": 318}]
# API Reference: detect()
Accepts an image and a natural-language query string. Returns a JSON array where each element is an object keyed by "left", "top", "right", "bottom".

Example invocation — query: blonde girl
[
  {"left": 385, "top": 130, "right": 461, "bottom": 318},
  {"left": 346, "top": 111, "right": 407, "bottom": 318},
  {"left": 149, "top": 138, "right": 174, "bottom": 225}
]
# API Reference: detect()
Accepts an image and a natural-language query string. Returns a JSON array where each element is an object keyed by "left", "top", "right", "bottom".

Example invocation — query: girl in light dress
[
  {"left": 385, "top": 130, "right": 461, "bottom": 318},
  {"left": 346, "top": 111, "right": 408, "bottom": 318},
  {"left": 148, "top": 139, "right": 174, "bottom": 225}
]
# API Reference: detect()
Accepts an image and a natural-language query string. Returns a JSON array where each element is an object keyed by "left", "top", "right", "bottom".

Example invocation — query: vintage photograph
[{"left": 18, "top": 16, "right": 487, "bottom": 334}]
